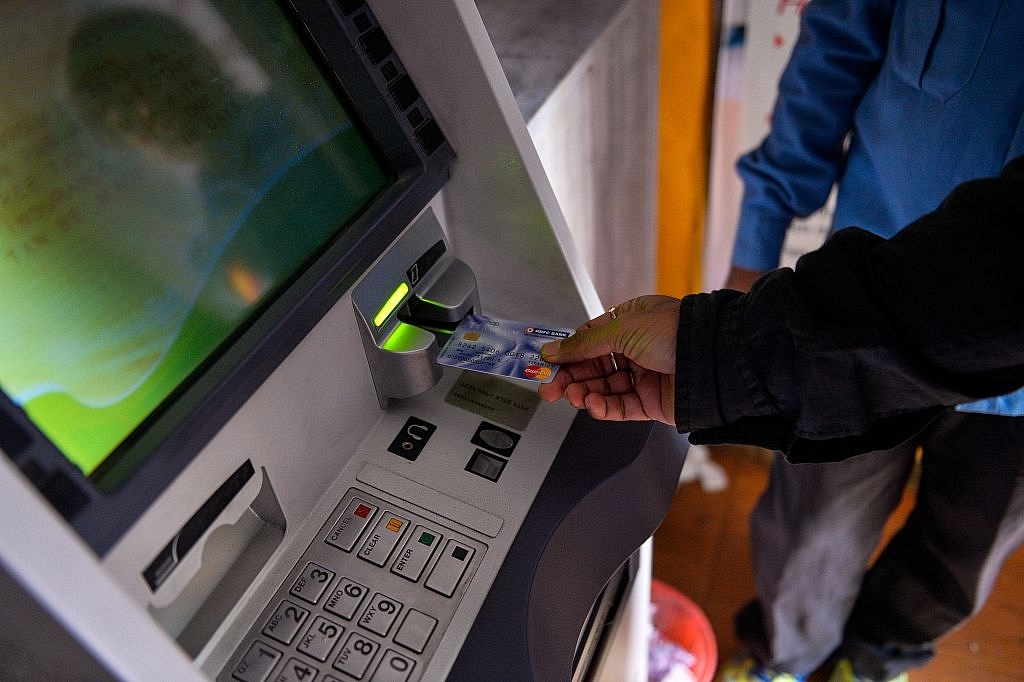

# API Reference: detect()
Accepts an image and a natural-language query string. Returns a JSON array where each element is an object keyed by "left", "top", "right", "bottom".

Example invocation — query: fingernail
[{"left": 541, "top": 340, "right": 561, "bottom": 360}]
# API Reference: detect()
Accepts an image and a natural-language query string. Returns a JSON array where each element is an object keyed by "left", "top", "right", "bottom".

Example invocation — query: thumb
[{"left": 541, "top": 325, "right": 616, "bottom": 364}]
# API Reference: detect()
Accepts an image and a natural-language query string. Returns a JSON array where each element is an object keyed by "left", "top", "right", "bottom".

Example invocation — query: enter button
[{"left": 391, "top": 525, "right": 442, "bottom": 582}]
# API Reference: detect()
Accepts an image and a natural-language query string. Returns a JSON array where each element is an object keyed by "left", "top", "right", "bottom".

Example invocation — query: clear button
[{"left": 358, "top": 512, "right": 409, "bottom": 566}]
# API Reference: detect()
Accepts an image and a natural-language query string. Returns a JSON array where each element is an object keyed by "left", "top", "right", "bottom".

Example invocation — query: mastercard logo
[{"left": 523, "top": 365, "right": 552, "bottom": 380}]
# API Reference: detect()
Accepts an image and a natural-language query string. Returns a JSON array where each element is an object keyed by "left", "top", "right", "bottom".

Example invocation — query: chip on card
[{"left": 437, "top": 314, "right": 573, "bottom": 383}]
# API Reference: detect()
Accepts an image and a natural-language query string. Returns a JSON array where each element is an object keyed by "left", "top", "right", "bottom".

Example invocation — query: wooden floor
[{"left": 651, "top": 445, "right": 1024, "bottom": 681}]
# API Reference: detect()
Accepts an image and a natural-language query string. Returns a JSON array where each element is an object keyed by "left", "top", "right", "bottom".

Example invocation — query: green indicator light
[
  {"left": 419, "top": 532, "right": 435, "bottom": 546},
  {"left": 374, "top": 282, "right": 409, "bottom": 327},
  {"left": 382, "top": 322, "right": 425, "bottom": 352}
]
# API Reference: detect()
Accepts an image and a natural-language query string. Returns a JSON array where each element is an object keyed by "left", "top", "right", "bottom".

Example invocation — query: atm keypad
[{"left": 222, "top": 489, "right": 485, "bottom": 682}]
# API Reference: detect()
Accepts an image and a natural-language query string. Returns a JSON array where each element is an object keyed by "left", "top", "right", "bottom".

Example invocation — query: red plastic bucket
[{"left": 650, "top": 579, "right": 717, "bottom": 682}]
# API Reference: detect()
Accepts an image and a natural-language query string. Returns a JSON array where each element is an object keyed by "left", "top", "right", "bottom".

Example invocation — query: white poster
[{"left": 703, "top": 0, "right": 831, "bottom": 290}]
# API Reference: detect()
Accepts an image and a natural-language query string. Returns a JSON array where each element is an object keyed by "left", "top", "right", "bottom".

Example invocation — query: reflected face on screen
[
  {"left": 0, "top": 2, "right": 391, "bottom": 477},
  {"left": 67, "top": 9, "right": 236, "bottom": 160}
]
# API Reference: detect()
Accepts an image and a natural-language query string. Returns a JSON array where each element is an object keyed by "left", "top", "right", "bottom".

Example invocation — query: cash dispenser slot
[
  {"left": 145, "top": 463, "right": 286, "bottom": 658},
  {"left": 352, "top": 208, "right": 479, "bottom": 407}
]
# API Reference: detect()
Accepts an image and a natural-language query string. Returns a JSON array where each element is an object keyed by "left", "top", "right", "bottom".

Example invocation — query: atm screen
[
  {"left": 1, "top": 2, "right": 391, "bottom": 480},
  {"left": 0, "top": 0, "right": 451, "bottom": 550}
]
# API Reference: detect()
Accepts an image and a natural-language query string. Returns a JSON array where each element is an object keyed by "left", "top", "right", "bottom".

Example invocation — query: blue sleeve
[{"left": 731, "top": 0, "right": 897, "bottom": 271}]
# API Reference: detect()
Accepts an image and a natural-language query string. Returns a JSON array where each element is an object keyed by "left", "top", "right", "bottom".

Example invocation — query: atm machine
[{"left": 0, "top": 1, "right": 687, "bottom": 680}]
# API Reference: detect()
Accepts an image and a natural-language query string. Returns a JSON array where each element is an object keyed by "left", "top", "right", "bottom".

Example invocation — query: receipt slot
[{"left": 353, "top": 209, "right": 480, "bottom": 407}]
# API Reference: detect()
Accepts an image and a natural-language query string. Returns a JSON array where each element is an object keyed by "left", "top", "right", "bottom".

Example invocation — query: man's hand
[{"left": 538, "top": 295, "right": 680, "bottom": 425}]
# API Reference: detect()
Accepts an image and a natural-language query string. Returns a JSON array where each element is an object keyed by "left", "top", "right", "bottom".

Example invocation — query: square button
[
  {"left": 391, "top": 525, "right": 443, "bottom": 582},
  {"left": 297, "top": 615, "right": 345, "bottom": 662},
  {"left": 425, "top": 540, "right": 475, "bottom": 597},
  {"left": 325, "top": 498, "right": 378, "bottom": 552},
  {"left": 466, "top": 450, "right": 506, "bottom": 482},
  {"left": 394, "top": 610, "right": 437, "bottom": 654},
  {"left": 230, "top": 641, "right": 282, "bottom": 682},
  {"left": 290, "top": 562, "right": 335, "bottom": 604},
  {"left": 324, "top": 578, "right": 368, "bottom": 620},
  {"left": 358, "top": 592, "right": 404, "bottom": 637},
  {"left": 262, "top": 600, "right": 310, "bottom": 645}
]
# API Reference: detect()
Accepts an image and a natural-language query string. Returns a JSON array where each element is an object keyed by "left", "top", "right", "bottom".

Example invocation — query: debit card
[{"left": 436, "top": 313, "right": 574, "bottom": 383}]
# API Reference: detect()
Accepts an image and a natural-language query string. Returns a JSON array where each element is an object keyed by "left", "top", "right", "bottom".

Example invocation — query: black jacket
[{"left": 677, "top": 156, "right": 1024, "bottom": 462}]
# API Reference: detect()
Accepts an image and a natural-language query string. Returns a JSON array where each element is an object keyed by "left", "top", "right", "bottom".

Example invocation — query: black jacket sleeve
[{"left": 676, "top": 156, "right": 1024, "bottom": 462}]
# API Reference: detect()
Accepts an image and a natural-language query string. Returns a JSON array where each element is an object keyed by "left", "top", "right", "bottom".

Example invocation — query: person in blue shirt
[{"left": 717, "top": 1, "right": 1024, "bottom": 681}]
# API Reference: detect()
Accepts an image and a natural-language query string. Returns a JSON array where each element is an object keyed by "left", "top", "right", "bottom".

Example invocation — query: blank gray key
[
  {"left": 424, "top": 540, "right": 474, "bottom": 597},
  {"left": 393, "top": 610, "right": 437, "bottom": 654}
]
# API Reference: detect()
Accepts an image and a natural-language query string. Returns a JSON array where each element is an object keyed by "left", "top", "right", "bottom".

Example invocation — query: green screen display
[{"left": 0, "top": 2, "right": 390, "bottom": 476}]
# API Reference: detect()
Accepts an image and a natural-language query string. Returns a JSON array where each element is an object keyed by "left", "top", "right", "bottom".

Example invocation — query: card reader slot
[
  {"left": 352, "top": 208, "right": 479, "bottom": 407},
  {"left": 399, "top": 257, "right": 478, "bottom": 327}
]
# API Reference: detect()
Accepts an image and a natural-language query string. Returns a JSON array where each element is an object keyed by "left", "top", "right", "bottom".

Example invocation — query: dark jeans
[{"left": 736, "top": 410, "right": 1024, "bottom": 680}]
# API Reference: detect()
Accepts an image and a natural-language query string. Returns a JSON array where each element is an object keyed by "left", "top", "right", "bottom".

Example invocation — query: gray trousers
[{"left": 736, "top": 410, "right": 1024, "bottom": 680}]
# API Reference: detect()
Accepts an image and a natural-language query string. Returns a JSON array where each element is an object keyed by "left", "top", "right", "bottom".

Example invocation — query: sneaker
[
  {"left": 826, "top": 658, "right": 909, "bottom": 682},
  {"left": 717, "top": 654, "right": 807, "bottom": 682}
]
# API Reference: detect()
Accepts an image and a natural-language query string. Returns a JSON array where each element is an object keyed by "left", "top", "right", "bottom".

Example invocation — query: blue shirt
[{"left": 731, "top": 0, "right": 1024, "bottom": 415}]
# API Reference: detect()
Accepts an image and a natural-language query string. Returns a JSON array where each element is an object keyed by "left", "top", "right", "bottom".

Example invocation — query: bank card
[{"left": 437, "top": 313, "right": 574, "bottom": 383}]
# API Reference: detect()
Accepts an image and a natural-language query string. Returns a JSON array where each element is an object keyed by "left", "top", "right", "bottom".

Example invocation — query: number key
[
  {"left": 333, "top": 632, "right": 379, "bottom": 679},
  {"left": 324, "top": 577, "right": 368, "bottom": 620},
  {"left": 370, "top": 650, "right": 415, "bottom": 682},
  {"left": 298, "top": 616, "right": 345, "bottom": 662},
  {"left": 291, "top": 562, "right": 335, "bottom": 604},
  {"left": 230, "top": 641, "right": 282, "bottom": 682},
  {"left": 275, "top": 657, "right": 319, "bottom": 682},
  {"left": 358, "top": 593, "right": 403, "bottom": 637},
  {"left": 263, "top": 600, "right": 311, "bottom": 645}
]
